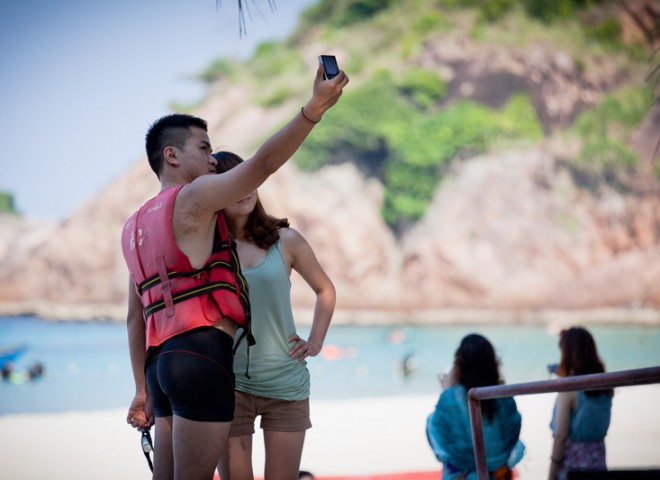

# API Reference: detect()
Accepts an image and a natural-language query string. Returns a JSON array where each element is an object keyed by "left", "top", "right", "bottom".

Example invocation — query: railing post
[
  {"left": 465, "top": 366, "right": 660, "bottom": 480},
  {"left": 468, "top": 391, "right": 489, "bottom": 480}
]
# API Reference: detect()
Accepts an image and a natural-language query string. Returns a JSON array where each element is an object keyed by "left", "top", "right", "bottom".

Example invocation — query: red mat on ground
[
  {"left": 216, "top": 472, "right": 439, "bottom": 480},
  {"left": 312, "top": 472, "right": 439, "bottom": 480},
  {"left": 216, "top": 468, "right": 518, "bottom": 479}
]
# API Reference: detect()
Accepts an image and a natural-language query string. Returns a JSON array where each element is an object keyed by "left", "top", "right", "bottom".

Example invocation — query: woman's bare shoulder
[{"left": 278, "top": 227, "right": 306, "bottom": 245}]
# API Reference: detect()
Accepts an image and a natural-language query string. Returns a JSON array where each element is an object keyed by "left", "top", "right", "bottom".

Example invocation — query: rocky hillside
[{"left": 1, "top": 0, "right": 659, "bottom": 321}]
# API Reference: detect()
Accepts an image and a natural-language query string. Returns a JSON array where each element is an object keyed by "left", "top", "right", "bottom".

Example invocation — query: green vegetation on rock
[
  {"left": 190, "top": 0, "right": 655, "bottom": 232},
  {"left": 0, "top": 192, "right": 18, "bottom": 215},
  {"left": 295, "top": 70, "right": 542, "bottom": 231},
  {"left": 572, "top": 85, "right": 653, "bottom": 191}
]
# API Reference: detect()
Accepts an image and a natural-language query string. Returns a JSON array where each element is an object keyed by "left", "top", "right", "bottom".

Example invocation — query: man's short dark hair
[{"left": 145, "top": 114, "right": 208, "bottom": 177}]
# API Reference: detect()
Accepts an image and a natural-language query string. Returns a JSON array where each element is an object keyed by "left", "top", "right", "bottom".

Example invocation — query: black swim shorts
[{"left": 146, "top": 326, "right": 235, "bottom": 422}]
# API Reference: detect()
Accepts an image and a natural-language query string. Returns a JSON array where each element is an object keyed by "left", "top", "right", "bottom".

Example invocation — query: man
[{"left": 121, "top": 63, "right": 348, "bottom": 480}]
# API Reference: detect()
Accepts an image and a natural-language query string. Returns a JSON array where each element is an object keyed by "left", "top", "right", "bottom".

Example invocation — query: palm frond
[{"left": 216, "top": 0, "right": 278, "bottom": 37}]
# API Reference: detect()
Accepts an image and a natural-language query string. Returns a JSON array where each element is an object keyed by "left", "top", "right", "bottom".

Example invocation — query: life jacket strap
[
  {"left": 157, "top": 257, "right": 175, "bottom": 317},
  {"left": 143, "top": 281, "right": 238, "bottom": 319},
  {"left": 137, "top": 258, "right": 233, "bottom": 294}
]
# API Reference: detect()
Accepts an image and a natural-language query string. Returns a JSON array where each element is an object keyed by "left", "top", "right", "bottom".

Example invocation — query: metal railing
[{"left": 467, "top": 365, "right": 660, "bottom": 480}]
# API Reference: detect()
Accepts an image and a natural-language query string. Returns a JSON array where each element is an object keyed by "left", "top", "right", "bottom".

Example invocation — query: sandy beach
[{"left": 1, "top": 385, "right": 658, "bottom": 479}]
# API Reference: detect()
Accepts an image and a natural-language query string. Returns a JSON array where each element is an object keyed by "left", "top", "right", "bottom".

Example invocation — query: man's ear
[{"left": 163, "top": 146, "right": 179, "bottom": 167}]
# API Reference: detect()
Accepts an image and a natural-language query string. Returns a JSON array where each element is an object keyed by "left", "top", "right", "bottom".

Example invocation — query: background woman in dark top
[{"left": 549, "top": 327, "right": 613, "bottom": 480}]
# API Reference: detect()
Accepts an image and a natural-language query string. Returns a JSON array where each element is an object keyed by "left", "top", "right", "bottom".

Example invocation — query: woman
[
  {"left": 426, "top": 333, "right": 525, "bottom": 480},
  {"left": 549, "top": 327, "right": 613, "bottom": 480},
  {"left": 213, "top": 151, "right": 336, "bottom": 480}
]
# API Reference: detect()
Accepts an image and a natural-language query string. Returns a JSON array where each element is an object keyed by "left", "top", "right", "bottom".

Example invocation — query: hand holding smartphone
[{"left": 318, "top": 55, "right": 339, "bottom": 80}]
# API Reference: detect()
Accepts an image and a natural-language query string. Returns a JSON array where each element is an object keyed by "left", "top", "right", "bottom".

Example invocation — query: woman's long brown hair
[{"left": 557, "top": 327, "right": 613, "bottom": 397}]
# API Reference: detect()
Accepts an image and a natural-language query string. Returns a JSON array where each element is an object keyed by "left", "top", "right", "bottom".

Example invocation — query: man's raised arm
[{"left": 189, "top": 63, "right": 349, "bottom": 213}]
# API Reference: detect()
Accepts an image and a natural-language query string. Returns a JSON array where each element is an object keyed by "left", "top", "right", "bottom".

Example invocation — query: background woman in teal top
[
  {"left": 214, "top": 152, "right": 336, "bottom": 480},
  {"left": 426, "top": 333, "right": 525, "bottom": 480},
  {"left": 549, "top": 327, "right": 613, "bottom": 480}
]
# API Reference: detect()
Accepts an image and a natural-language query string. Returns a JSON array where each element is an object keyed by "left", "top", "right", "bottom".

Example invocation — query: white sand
[{"left": 1, "top": 385, "right": 659, "bottom": 479}]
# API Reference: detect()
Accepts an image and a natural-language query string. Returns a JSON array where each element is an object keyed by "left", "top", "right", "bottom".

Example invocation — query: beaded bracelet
[{"left": 300, "top": 107, "right": 320, "bottom": 124}]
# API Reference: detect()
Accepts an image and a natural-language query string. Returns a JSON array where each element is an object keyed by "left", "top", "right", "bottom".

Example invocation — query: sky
[{"left": 0, "top": 0, "right": 317, "bottom": 221}]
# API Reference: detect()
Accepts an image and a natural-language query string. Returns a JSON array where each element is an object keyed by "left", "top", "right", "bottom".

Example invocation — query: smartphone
[{"left": 318, "top": 55, "right": 339, "bottom": 80}]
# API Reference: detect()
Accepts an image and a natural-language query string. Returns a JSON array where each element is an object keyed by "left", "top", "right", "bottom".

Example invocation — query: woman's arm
[
  {"left": 549, "top": 391, "right": 576, "bottom": 480},
  {"left": 440, "top": 365, "right": 458, "bottom": 389},
  {"left": 280, "top": 228, "right": 336, "bottom": 361}
]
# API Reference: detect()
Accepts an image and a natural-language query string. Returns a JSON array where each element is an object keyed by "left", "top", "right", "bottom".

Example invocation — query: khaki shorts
[{"left": 229, "top": 390, "right": 312, "bottom": 437}]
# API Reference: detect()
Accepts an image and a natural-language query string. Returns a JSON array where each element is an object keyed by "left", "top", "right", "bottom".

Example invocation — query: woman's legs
[
  {"left": 263, "top": 430, "right": 306, "bottom": 480},
  {"left": 218, "top": 394, "right": 309, "bottom": 480},
  {"left": 218, "top": 434, "right": 254, "bottom": 480}
]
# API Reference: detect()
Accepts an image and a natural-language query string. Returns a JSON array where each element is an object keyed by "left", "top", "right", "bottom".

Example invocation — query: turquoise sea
[{"left": 1, "top": 315, "right": 659, "bottom": 415}]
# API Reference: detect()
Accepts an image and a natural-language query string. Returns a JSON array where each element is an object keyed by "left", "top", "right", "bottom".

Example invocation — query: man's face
[{"left": 177, "top": 126, "right": 216, "bottom": 180}]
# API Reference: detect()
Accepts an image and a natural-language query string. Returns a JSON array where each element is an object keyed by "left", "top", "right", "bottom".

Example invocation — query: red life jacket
[{"left": 121, "top": 184, "right": 251, "bottom": 349}]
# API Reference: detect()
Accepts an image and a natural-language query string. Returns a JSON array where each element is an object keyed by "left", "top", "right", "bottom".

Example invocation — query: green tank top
[{"left": 233, "top": 242, "right": 310, "bottom": 400}]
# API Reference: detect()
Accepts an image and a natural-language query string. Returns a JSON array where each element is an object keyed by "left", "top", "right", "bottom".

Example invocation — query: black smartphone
[{"left": 318, "top": 55, "right": 339, "bottom": 80}]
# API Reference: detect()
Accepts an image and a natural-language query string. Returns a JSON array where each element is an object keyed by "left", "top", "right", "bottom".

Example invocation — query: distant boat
[{"left": 0, "top": 343, "right": 27, "bottom": 364}]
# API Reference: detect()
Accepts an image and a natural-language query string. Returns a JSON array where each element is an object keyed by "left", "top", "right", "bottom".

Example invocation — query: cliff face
[
  {"left": 2, "top": 8, "right": 660, "bottom": 320},
  {"left": 2, "top": 140, "right": 659, "bottom": 319}
]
